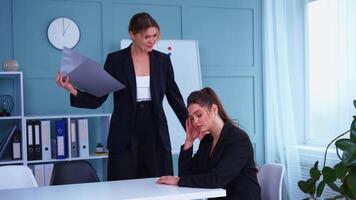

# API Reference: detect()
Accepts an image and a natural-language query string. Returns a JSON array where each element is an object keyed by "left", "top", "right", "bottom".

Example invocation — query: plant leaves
[
  {"left": 322, "top": 167, "right": 337, "bottom": 183},
  {"left": 340, "top": 180, "right": 353, "bottom": 199},
  {"left": 314, "top": 160, "right": 319, "bottom": 169},
  {"left": 298, "top": 179, "right": 316, "bottom": 195},
  {"left": 345, "top": 166, "right": 356, "bottom": 199},
  {"left": 316, "top": 180, "right": 325, "bottom": 197},
  {"left": 341, "top": 148, "right": 356, "bottom": 166},
  {"left": 334, "top": 162, "right": 347, "bottom": 179},
  {"left": 335, "top": 139, "right": 355, "bottom": 151},
  {"left": 351, "top": 116, "right": 356, "bottom": 142},
  {"left": 335, "top": 139, "right": 356, "bottom": 166},
  {"left": 310, "top": 164, "right": 321, "bottom": 180},
  {"left": 327, "top": 182, "right": 340, "bottom": 193}
]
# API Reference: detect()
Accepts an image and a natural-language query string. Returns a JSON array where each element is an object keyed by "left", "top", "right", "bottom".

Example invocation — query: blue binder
[{"left": 55, "top": 119, "right": 67, "bottom": 159}]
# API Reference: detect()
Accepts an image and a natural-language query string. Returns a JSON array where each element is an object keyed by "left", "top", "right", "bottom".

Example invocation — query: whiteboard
[{"left": 121, "top": 40, "right": 202, "bottom": 153}]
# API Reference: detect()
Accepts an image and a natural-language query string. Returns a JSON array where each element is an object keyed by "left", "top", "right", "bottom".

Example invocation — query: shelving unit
[
  {"left": 0, "top": 72, "right": 110, "bottom": 183},
  {"left": 0, "top": 72, "right": 24, "bottom": 165}
]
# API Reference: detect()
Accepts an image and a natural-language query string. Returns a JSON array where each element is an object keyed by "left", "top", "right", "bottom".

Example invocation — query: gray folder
[{"left": 60, "top": 48, "right": 125, "bottom": 97}]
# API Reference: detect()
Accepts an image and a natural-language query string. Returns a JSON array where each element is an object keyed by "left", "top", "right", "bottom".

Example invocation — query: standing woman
[
  {"left": 157, "top": 87, "right": 261, "bottom": 200},
  {"left": 56, "top": 12, "right": 187, "bottom": 180}
]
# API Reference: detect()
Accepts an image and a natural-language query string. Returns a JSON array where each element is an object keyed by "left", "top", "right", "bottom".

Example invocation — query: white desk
[{"left": 0, "top": 177, "right": 226, "bottom": 200}]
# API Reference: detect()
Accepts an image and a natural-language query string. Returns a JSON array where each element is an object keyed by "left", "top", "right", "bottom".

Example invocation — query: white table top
[{"left": 0, "top": 177, "right": 226, "bottom": 200}]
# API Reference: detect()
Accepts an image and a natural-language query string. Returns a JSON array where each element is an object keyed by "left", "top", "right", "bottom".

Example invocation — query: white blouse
[{"left": 136, "top": 76, "right": 151, "bottom": 101}]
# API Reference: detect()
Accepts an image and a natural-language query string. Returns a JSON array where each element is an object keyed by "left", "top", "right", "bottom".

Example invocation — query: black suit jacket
[
  {"left": 70, "top": 45, "right": 187, "bottom": 153},
  {"left": 178, "top": 123, "right": 261, "bottom": 200}
]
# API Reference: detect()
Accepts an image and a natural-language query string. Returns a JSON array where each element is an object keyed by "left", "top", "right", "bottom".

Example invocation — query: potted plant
[{"left": 298, "top": 100, "right": 356, "bottom": 199}]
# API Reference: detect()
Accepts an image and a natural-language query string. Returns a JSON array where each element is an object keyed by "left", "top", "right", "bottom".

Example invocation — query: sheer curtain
[
  {"left": 308, "top": 0, "right": 356, "bottom": 146},
  {"left": 263, "top": 0, "right": 304, "bottom": 199}
]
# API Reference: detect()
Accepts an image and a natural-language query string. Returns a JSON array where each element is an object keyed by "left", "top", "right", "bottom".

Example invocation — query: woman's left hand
[{"left": 156, "top": 176, "right": 180, "bottom": 185}]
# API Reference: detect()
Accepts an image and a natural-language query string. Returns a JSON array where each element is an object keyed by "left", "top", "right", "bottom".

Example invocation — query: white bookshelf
[
  {"left": 0, "top": 72, "right": 24, "bottom": 165},
  {"left": 0, "top": 72, "right": 110, "bottom": 182}
]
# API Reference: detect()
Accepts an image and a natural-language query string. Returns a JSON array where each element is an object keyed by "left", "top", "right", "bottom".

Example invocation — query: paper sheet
[{"left": 60, "top": 48, "right": 125, "bottom": 97}]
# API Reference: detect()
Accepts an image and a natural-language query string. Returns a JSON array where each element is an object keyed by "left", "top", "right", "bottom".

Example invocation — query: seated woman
[{"left": 157, "top": 87, "right": 261, "bottom": 200}]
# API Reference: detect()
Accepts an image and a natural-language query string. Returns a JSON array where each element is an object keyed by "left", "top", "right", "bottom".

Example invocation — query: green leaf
[
  {"left": 316, "top": 180, "right": 325, "bottom": 197},
  {"left": 334, "top": 162, "right": 347, "bottom": 179},
  {"left": 335, "top": 139, "right": 355, "bottom": 151},
  {"left": 314, "top": 161, "right": 319, "bottom": 169},
  {"left": 340, "top": 181, "right": 353, "bottom": 199},
  {"left": 298, "top": 179, "right": 316, "bottom": 195},
  {"left": 310, "top": 165, "right": 321, "bottom": 180},
  {"left": 327, "top": 182, "right": 340, "bottom": 193},
  {"left": 351, "top": 116, "right": 356, "bottom": 142},
  {"left": 346, "top": 167, "right": 356, "bottom": 199},
  {"left": 322, "top": 167, "right": 337, "bottom": 183},
  {"left": 335, "top": 139, "right": 356, "bottom": 166},
  {"left": 341, "top": 149, "right": 356, "bottom": 166}
]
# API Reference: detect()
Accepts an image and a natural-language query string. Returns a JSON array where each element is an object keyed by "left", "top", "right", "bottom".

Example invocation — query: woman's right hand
[
  {"left": 56, "top": 72, "right": 78, "bottom": 96},
  {"left": 183, "top": 119, "right": 200, "bottom": 150}
]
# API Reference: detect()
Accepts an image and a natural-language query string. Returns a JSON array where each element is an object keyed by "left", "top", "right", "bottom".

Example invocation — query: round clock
[{"left": 47, "top": 17, "right": 80, "bottom": 50}]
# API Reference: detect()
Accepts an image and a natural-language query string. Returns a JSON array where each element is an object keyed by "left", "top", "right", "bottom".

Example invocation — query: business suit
[
  {"left": 178, "top": 123, "right": 261, "bottom": 200},
  {"left": 70, "top": 45, "right": 187, "bottom": 180}
]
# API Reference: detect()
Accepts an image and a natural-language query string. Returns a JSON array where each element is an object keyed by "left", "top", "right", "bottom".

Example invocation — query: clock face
[{"left": 47, "top": 17, "right": 80, "bottom": 50}]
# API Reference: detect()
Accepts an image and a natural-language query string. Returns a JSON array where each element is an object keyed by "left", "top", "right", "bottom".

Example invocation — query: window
[{"left": 306, "top": 0, "right": 356, "bottom": 146}]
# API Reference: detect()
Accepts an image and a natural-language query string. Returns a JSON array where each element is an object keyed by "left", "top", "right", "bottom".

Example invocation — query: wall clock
[{"left": 47, "top": 17, "right": 80, "bottom": 50}]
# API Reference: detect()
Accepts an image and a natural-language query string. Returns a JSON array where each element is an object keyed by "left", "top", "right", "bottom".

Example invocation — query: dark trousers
[{"left": 108, "top": 101, "right": 173, "bottom": 181}]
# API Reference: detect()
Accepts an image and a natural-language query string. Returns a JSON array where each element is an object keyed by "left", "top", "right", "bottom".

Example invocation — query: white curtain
[
  {"left": 308, "top": 0, "right": 356, "bottom": 146},
  {"left": 262, "top": 0, "right": 304, "bottom": 199}
]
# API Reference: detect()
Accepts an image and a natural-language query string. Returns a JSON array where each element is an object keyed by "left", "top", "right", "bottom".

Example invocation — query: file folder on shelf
[
  {"left": 77, "top": 119, "right": 89, "bottom": 158},
  {"left": 11, "top": 129, "right": 22, "bottom": 160},
  {"left": 70, "top": 119, "right": 79, "bottom": 158},
  {"left": 41, "top": 120, "right": 52, "bottom": 160},
  {"left": 33, "top": 120, "right": 42, "bottom": 160},
  {"left": 26, "top": 122, "right": 35, "bottom": 161},
  {"left": 55, "top": 119, "right": 67, "bottom": 159}
]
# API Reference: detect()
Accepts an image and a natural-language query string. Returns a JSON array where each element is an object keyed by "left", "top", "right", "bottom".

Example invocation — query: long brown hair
[
  {"left": 128, "top": 12, "right": 160, "bottom": 35},
  {"left": 187, "top": 87, "right": 236, "bottom": 125}
]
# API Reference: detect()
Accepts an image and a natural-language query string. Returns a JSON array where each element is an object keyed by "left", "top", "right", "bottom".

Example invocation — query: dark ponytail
[{"left": 187, "top": 87, "right": 236, "bottom": 126}]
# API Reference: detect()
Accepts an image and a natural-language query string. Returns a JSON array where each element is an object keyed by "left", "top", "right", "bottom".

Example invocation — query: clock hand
[
  {"left": 62, "top": 18, "right": 65, "bottom": 36},
  {"left": 63, "top": 24, "right": 71, "bottom": 36}
]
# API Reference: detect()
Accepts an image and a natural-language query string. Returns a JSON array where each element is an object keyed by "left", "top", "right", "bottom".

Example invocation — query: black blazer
[
  {"left": 70, "top": 45, "right": 187, "bottom": 153},
  {"left": 178, "top": 123, "right": 261, "bottom": 200}
]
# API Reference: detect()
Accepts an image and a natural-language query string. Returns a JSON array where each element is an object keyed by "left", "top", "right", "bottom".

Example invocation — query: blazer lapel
[
  {"left": 209, "top": 124, "right": 229, "bottom": 164},
  {"left": 149, "top": 51, "right": 159, "bottom": 103},
  {"left": 122, "top": 45, "right": 137, "bottom": 103}
]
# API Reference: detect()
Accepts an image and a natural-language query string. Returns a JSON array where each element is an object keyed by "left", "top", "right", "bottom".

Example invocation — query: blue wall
[{"left": 0, "top": 0, "right": 264, "bottom": 164}]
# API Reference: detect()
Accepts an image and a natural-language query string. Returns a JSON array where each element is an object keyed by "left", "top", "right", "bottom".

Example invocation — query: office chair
[
  {"left": 257, "top": 163, "right": 285, "bottom": 200},
  {"left": 0, "top": 165, "right": 38, "bottom": 190},
  {"left": 50, "top": 160, "right": 99, "bottom": 185}
]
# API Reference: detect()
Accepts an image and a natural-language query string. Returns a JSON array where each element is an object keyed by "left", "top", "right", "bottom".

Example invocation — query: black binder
[
  {"left": 26, "top": 121, "right": 35, "bottom": 161},
  {"left": 12, "top": 129, "right": 22, "bottom": 160},
  {"left": 33, "top": 120, "right": 42, "bottom": 160}
]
